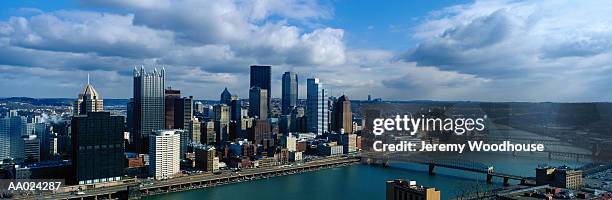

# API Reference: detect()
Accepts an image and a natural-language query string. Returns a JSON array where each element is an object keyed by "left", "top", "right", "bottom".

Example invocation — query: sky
[{"left": 0, "top": 0, "right": 611, "bottom": 102}]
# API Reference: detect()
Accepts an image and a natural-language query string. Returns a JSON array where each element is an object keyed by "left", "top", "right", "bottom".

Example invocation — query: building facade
[
  {"left": 149, "top": 130, "right": 180, "bottom": 180},
  {"left": 73, "top": 78, "right": 103, "bottom": 115},
  {"left": 282, "top": 72, "right": 298, "bottom": 115},
  {"left": 307, "top": 78, "right": 329, "bottom": 135},
  {"left": 333, "top": 95, "right": 353, "bottom": 134},
  {"left": 133, "top": 67, "right": 165, "bottom": 154},
  {"left": 250, "top": 65, "right": 271, "bottom": 115},
  {"left": 249, "top": 87, "right": 268, "bottom": 120},
  {"left": 71, "top": 112, "right": 124, "bottom": 185}
]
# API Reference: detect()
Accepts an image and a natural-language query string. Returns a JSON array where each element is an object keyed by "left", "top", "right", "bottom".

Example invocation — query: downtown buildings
[
  {"left": 307, "top": 78, "right": 329, "bottom": 135},
  {"left": 70, "top": 81, "right": 124, "bottom": 185},
  {"left": 282, "top": 72, "right": 298, "bottom": 115},
  {"left": 149, "top": 130, "right": 181, "bottom": 180},
  {"left": 132, "top": 67, "right": 165, "bottom": 154}
]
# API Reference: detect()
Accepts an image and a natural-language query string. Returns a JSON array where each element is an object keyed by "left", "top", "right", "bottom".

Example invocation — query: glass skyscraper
[
  {"left": 133, "top": 66, "right": 165, "bottom": 153},
  {"left": 282, "top": 72, "right": 298, "bottom": 115},
  {"left": 71, "top": 112, "right": 125, "bottom": 185},
  {"left": 307, "top": 78, "right": 328, "bottom": 135},
  {"left": 0, "top": 112, "right": 26, "bottom": 161},
  {"left": 250, "top": 65, "right": 271, "bottom": 115}
]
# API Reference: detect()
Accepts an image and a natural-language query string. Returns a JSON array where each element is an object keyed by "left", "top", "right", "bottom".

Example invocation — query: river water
[
  {"left": 144, "top": 153, "right": 584, "bottom": 200},
  {"left": 145, "top": 127, "right": 588, "bottom": 199}
]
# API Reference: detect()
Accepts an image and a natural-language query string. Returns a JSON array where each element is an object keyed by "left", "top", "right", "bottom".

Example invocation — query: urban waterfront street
[{"left": 144, "top": 152, "right": 586, "bottom": 200}]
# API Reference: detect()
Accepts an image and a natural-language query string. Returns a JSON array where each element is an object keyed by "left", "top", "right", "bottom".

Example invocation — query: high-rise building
[
  {"left": 0, "top": 112, "right": 26, "bottom": 161},
  {"left": 202, "top": 121, "right": 216, "bottom": 145},
  {"left": 307, "top": 78, "right": 329, "bottom": 135},
  {"left": 220, "top": 87, "right": 233, "bottom": 105},
  {"left": 149, "top": 130, "right": 180, "bottom": 180},
  {"left": 71, "top": 112, "right": 124, "bottom": 185},
  {"left": 250, "top": 65, "right": 271, "bottom": 115},
  {"left": 333, "top": 95, "right": 353, "bottom": 134},
  {"left": 282, "top": 72, "right": 298, "bottom": 115},
  {"left": 34, "top": 123, "right": 51, "bottom": 161},
  {"left": 249, "top": 87, "right": 268, "bottom": 120},
  {"left": 194, "top": 144, "right": 218, "bottom": 172},
  {"left": 73, "top": 76, "right": 103, "bottom": 115},
  {"left": 175, "top": 96, "right": 193, "bottom": 130},
  {"left": 164, "top": 88, "right": 181, "bottom": 129},
  {"left": 213, "top": 104, "right": 230, "bottom": 143},
  {"left": 22, "top": 135, "right": 40, "bottom": 163},
  {"left": 248, "top": 119, "right": 273, "bottom": 148},
  {"left": 133, "top": 67, "right": 165, "bottom": 153},
  {"left": 189, "top": 117, "right": 201, "bottom": 144},
  {"left": 386, "top": 179, "right": 440, "bottom": 200}
]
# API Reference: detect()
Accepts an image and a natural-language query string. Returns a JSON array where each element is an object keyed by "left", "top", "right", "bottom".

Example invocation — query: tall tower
[
  {"left": 220, "top": 87, "right": 232, "bottom": 105},
  {"left": 250, "top": 65, "right": 271, "bottom": 115},
  {"left": 133, "top": 66, "right": 165, "bottom": 153},
  {"left": 307, "top": 78, "right": 328, "bottom": 135},
  {"left": 249, "top": 87, "right": 268, "bottom": 120},
  {"left": 73, "top": 74, "right": 103, "bottom": 115},
  {"left": 282, "top": 72, "right": 298, "bottom": 115},
  {"left": 333, "top": 95, "right": 353, "bottom": 134},
  {"left": 71, "top": 112, "right": 124, "bottom": 185}
]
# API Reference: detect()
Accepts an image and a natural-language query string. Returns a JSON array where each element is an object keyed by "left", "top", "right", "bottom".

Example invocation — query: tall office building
[
  {"left": 73, "top": 76, "right": 103, "bottom": 115},
  {"left": 213, "top": 104, "right": 230, "bottom": 143},
  {"left": 282, "top": 72, "right": 298, "bottom": 115},
  {"left": 149, "top": 130, "right": 180, "bottom": 180},
  {"left": 22, "top": 135, "right": 40, "bottom": 163},
  {"left": 307, "top": 78, "right": 329, "bottom": 135},
  {"left": 249, "top": 87, "right": 268, "bottom": 120},
  {"left": 71, "top": 112, "right": 124, "bottom": 185},
  {"left": 0, "top": 112, "right": 26, "bottom": 161},
  {"left": 202, "top": 121, "right": 216, "bottom": 145},
  {"left": 250, "top": 65, "right": 271, "bottom": 115},
  {"left": 220, "top": 87, "right": 233, "bottom": 105},
  {"left": 133, "top": 67, "right": 165, "bottom": 153},
  {"left": 249, "top": 119, "right": 273, "bottom": 148},
  {"left": 333, "top": 95, "right": 353, "bottom": 134},
  {"left": 189, "top": 117, "right": 201, "bottom": 144},
  {"left": 164, "top": 88, "right": 181, "bottom": 129},
  {"left": 34, "top": 123, "right": 52, "bottom": 161}
]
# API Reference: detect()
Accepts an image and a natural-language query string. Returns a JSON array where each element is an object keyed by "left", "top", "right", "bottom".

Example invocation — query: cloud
[{"left": 403, "top": 0, "right": 612, "bottom": 101}]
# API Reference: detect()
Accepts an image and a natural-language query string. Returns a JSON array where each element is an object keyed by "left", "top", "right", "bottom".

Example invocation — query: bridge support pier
[
  {"left": 428, "top": 164, "right": 435, "bottom": 175},
  {"left": 486, "top": 174, "right": 493, "bottom": 184},
  {"left": 503, "top": 177, "right": 510, "bottom": 186}
]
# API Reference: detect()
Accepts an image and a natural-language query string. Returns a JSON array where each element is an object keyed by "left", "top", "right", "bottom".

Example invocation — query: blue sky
[{"left": 0, "top": 0, "right": 611, "bottom": 102}]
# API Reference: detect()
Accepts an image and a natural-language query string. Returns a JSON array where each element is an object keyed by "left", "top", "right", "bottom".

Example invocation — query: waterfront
[{"left": 145, "top": 153, "right": 584, "bottom": 200}]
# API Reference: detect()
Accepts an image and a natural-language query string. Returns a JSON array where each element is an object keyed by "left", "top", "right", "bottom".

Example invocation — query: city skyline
[{"left": 1, "top": 1, "right": 612, "bottom": 102}]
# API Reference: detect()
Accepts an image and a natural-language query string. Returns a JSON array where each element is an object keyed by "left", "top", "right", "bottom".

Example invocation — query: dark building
[
  {"left": 282, "top": 72, "right": 298, "bottom": 115},
  {"left": 133, "top": 67, "right": 165, "bottom": 154},
  {"left": 250, "top": 65, "right": 271, "bottom": 115},
  {"left": 249, "top": 87, "right": 268, "bottom": 120},
  {"left": 333, "top": 95, "right": 353, "bottom": 134},
  {"left": 164, "top": 88, "right": 181, "bottom": 129},
  {"left": 71, "top": 112, "right": 124, "bottom": 185},
  {"left": 249, "top": 119, "right": 273, "bottom": 148},
  {"left": 220, "top": 87, "right": 233, "bottom": 105}
]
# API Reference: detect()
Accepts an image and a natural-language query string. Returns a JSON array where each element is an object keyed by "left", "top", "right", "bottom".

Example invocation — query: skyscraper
[
  {"left": 250, "top": 65, "right": 271, "bottom": 115},
  {"left": 22, "top": 135, "right": 40, "bottom": 163},
  {"left": 164, "top": 88, "right": 181, "bottom": 129},
  {"left": 0, "top": 112, "right": 26, "bottom": 161},
  {"left": 333, "top": 95, "right": 353, "bottom": 134},
  {"left": 73, "top": 75, "right": 103, "bottom": 115},
  {"left": 282, "top": 72, "right": 298, "bottom": 115},
  {"left": 133, "top": 66, "right": 165, "bottom": 153},
  {"left": 149, "top": 130, "right": 180, "bottom": 180},
  {"left": 249, "top": 87, "right": 268, "bottom": 120},
  {"left": 213, "top": 104, "right": 230, "bottom": 143},
  {"left": 71, "top": 112, "right": 125, "bottom": 185},
  {"left": 220, "top": 87, "right": 233, "bottom": 105},
  {"left": 307, "top": 78, "right": 329, "bottom": 135}
]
